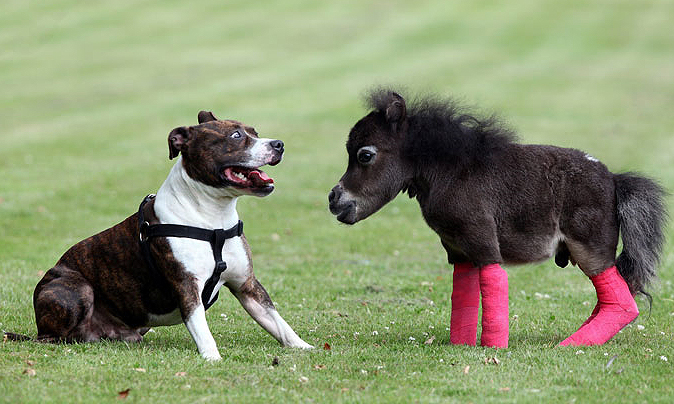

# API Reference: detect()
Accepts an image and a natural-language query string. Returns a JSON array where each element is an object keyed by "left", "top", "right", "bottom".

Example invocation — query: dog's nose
[
  {"left": 328, "top": 184, "right": 342, "bottom": 204},
  {"left": 270, "top": 140, "right": 284, "bottom": 153}
]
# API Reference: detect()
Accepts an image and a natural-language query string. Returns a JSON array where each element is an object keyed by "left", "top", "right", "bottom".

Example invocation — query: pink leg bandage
[
  {"left": 450, "top": 263, "right": 480, "bottom": 345},
  {"left": 578, "top": 303, "right": 600, "bottom": 329},
  {"left": 559, "top": 266, "right": 638, "bottom": 346},
  {"left": 479, "top": 264, "right": 509, "bottom": 348}
]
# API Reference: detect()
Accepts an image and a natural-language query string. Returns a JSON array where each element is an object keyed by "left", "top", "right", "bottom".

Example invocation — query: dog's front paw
[
  {"left": 201, "top": 350, "right": 222, "bottom": 361},
  {"left": 290, "top": 340, "right": 314, "bottom": 350}
]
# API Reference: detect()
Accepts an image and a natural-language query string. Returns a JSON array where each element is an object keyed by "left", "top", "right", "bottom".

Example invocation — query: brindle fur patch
[
  {"left": 33, "top": 199, "right": 197, "bottom": 342},
  {"left": 232, "top": 275, "right": 275, "bottom": 309}
]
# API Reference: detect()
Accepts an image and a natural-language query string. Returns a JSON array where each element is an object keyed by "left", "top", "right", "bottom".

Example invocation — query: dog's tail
[
  {"left": 614, "top": 172, "right": 668, "bottom": 298},
  {"left": 3, "top": 331, "right": 32, "bottom": 342}
]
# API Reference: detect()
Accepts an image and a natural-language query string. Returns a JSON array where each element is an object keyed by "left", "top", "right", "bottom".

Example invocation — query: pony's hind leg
[
  {"left": 450, "top": 263, "right": 480, "bottom": 346},
  {"left": 560, "top": 266, "right": 638, "bottom": 346},
  {"left": 558, "top": 208, "right": 639, "bottom": 346},
  {"left": 578, "top": 303, "right": 600, "bottom": 330}
]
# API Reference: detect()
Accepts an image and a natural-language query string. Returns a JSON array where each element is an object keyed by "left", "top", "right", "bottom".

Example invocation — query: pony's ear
[
  {"left": 197, "top": 111, "right": 218, "bottom": 124},
  {"left": 385, "top": 92, "right": 406, "bottom": 130},
  {"left": 168, "top": 126, "right": 190, "bottom": 160}
]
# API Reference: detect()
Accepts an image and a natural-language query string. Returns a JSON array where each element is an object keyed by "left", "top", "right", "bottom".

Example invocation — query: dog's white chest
[
  {"left": 150, "top": 160, "right": 255, "bottom": 311},
  {"left": 146, "top": 236, "right": 249, "bottom": 327},
  {"left": 167, "top": 236, "right": 251, "bottom": 288}
]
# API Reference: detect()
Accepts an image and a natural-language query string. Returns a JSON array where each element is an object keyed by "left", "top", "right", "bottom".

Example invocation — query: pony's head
[{"left": 328, "top": 89, "right": 413, "bottom": 224}]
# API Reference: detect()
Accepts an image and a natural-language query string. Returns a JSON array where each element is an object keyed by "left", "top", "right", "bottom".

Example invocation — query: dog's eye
[
  {"left": 357, "top": 146, "right": 377, "bottom": 165},
  {"left": 230, "top": 131, "right": 242, "bottom": 139}
]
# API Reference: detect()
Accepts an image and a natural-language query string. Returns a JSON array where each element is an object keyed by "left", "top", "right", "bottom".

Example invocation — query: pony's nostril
[{"left": 329, "top": 185, "right": 343, "bottom": 204}]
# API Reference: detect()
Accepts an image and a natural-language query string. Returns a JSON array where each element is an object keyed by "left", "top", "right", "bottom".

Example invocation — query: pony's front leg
[
  {"left": 479, "top": 263, "right": 509, "bottom": 348},
  {"left": 450, "top": 263, "right": 480, "bottom": 345}
]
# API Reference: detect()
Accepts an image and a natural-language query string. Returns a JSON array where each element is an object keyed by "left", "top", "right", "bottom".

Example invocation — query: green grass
[{"left": 2, "top": 0, "right": 674, "bottom": 402}]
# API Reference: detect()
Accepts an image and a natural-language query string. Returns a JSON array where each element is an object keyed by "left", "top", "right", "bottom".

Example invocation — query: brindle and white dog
[{"left": 29, "top": 111, "right": 312, "bottom": 360}]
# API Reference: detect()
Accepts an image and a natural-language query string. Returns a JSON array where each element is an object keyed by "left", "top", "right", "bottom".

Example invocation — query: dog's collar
[{"left": 138, "top": 194, "right": 243, "bottom": 310}]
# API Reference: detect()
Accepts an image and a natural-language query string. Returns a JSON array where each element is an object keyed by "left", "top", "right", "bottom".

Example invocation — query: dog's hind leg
[
  {"left": 559, "top": 266, "right": 638, "bottom": 346},
  {"left": 479, "top": 264, "right": 509, "bottom": 348},
  {"left": 450, "top": 262, "right": 480, "bottom": 346},
  {"left": 33, "top": 265, "right": 97, "bottom": 342},
  {"left": 228, "top": 276, "right": 313, "bottom": 349}
]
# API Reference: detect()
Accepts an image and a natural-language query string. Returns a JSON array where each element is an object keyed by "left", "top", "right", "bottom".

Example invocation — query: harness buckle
[
  {"left": 214, "top": 261, "right": 227, "bottom": 274},
  {"left": 139, "top": 221, "right": 150, "bottom": 242}
]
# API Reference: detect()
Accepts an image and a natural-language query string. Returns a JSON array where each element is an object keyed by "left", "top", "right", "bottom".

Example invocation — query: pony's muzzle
[
  {"left": 328, "top": 184, "right": 345, "bottom": 214},
  {"left": 328, "top": 184, "right": 357, "bottom": 224}
]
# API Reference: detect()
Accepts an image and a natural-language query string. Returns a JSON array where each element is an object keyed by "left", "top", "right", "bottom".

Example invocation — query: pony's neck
[
  {"left": 405, "top": 160, "right": 456, "bottom": 204},
  {"left": 405, "top": 171, "right": 431, "bottom": 202}
]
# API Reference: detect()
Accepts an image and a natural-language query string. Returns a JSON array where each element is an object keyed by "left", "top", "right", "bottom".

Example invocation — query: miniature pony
[{"left": 328, "top": 88, "right": 666, "bottom": 347}]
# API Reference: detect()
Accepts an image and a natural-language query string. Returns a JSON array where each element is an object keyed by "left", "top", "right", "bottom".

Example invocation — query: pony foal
[{"left": 328, "top": 89, "right": 667, "bottom": 347}]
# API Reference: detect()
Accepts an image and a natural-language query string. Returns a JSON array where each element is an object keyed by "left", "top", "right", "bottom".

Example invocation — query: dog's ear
[
  {"left": 168, "top": 126, "right": 190, "bottom": 160},
  {"left": 385, "top": 92, "right": 406, "bottom": 131},
  {"left": 198, "top": 111, "right": 218, "bottom": 124}
]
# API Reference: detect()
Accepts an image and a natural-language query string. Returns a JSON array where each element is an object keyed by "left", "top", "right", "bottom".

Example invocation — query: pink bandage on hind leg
[
  {"left": 579, "top": 303, "right": 600, "bottom": 329},
  {"left": 559, "top": 266, "right": 638, "bottom": 346},
  {"left": 479, "top": 264, "right": 509, "bottom": 348},
  {"left": 450, "top": 263, "right": 480, "bottom": 345}
]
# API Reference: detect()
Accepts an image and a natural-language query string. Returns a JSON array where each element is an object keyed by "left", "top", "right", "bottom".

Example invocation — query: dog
[{"left": 27, "top": 111, "right": 312, "bottom": 360}]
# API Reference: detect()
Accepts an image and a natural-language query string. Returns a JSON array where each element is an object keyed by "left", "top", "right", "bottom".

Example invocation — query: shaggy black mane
[{"left": 366, "top": 88, "right": 517, "bottom": 166}]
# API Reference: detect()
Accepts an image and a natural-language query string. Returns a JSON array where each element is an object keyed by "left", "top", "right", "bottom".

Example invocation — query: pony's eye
[
  {"left": 357, "top": 146, "right": 377, "bottom": 165},
  {"left": 230, "top": 131, "right": 242, "bottom": 139},
  {"left": 358, "top": 152, "right": 373, "bottom": 163}
]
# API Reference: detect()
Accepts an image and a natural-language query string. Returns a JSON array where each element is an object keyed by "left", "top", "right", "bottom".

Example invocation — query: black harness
[{"left": 138, "top": 194, "right": 243, "bottom": 311}]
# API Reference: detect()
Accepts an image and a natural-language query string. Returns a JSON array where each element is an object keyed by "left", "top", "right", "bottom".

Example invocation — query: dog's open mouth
[{"left": 223, "top": 167, "right": 274, "bottom": 189}]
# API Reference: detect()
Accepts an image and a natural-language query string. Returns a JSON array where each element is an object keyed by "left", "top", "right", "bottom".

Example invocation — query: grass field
[{"left": 2, "top": 0, "right": 674, "bottom": 402}]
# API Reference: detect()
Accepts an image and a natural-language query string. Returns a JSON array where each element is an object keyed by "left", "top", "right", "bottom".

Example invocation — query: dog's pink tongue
[{"left": 249, "top": 170, "right": 273, "bottom": 186}]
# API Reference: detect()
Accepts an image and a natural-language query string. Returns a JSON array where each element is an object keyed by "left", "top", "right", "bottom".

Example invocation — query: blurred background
[
  {"left": 2, "top": 0, "right": 673, "bottom": 348},
  {"left": 2, "top": 1, "right": 674, "bottom": 401}
]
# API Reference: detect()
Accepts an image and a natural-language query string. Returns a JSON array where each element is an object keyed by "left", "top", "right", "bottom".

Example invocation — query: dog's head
[{"left": 168, "top": 111, "right": 284, "bottom": 197}]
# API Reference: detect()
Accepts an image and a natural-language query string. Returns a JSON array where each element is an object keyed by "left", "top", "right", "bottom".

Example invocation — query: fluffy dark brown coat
[{"left": 329, "top": 88, "right": 666, "bottom": 297}]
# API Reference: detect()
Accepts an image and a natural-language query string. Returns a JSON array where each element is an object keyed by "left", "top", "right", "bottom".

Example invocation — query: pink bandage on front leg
[
  {"left": 479, "top": 264, "right": 509, "bottom": 348},
  {"left": 559, "top": 266, "right": 638, "bottom": 346},
  {"left": 450, "top": 263, "right": 480, "bottom": 345}
]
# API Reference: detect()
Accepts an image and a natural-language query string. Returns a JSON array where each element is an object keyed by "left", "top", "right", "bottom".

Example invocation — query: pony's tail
[{"left": 614, "top": 172, "right": 668, "bottom": 298}]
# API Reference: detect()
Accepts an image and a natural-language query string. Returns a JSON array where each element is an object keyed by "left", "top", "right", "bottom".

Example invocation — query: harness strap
[{"left": 138, "top": 194, "right": 243, "bottom": 310}]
